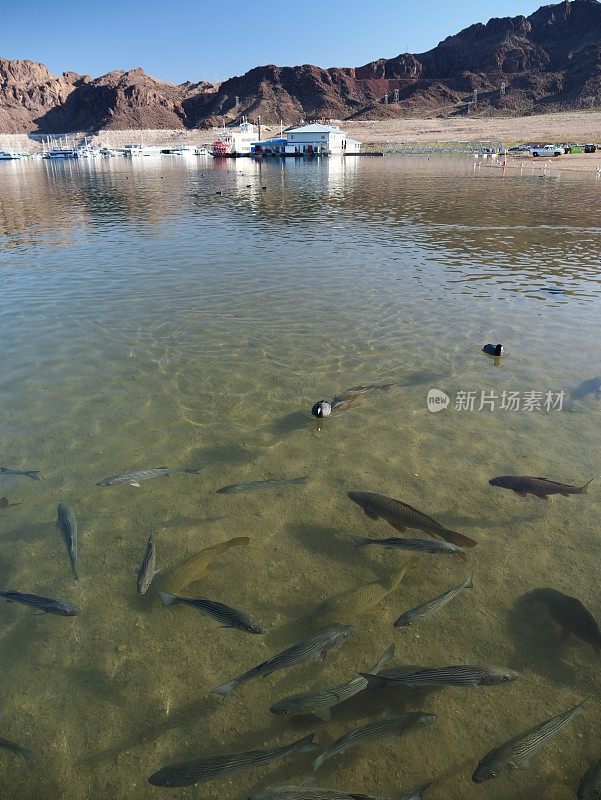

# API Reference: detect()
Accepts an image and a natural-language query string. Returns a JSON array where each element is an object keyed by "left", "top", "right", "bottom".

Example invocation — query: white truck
[{"left": 530, "top": 144, "right": 563, "bottom": 157}]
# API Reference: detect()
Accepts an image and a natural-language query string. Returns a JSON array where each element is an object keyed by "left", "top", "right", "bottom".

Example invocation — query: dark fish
[
  {"left": 0, "top": 498, "right": 22, "bottom": 509},
  {"left": 489, "top": 475, "right": 597, "bottom": 499},
  {"left": 352, "top": 535, "right": 465, "bottom": 557},
  {"left": 250, "top": 781, "right": 433, "bottom": 799},
  {"left": 159, "top": 591, "right": 264, "bottom": 634},
  {"left": 148, "top": 733, "right": 318, "bottom": 788},
  {"left": 361, "top": 665, "right": 519, "bottom": 689},
  {"left": 312, "top": 383, "right": 395, "bottom": 418},
  {"left": 212, "top": 624, "right": 354, "bottom": 697},
  {"left": 395, "top": 574, "right": 474, "bottom": 628},
  {"left": 0, "top": 590, "right": 81, "bottom": 616},
  {"left": 347, "top": 491, "right": 477, "bottom": 549},
  {"left": 312, "top": 713, "right": 435, "bottom": 773},
  {"left": 97, "top": 466, "right": 203, "bottom": 487},
  {"left": 216, "top": 476, "right": 308, "bottom": 494},
  {"left": 473, "top": 697, "right": 589, "bottom": 783},
  {"left": 578, "top": 758, "right": 601, "bottom": 799},
  {"left": 526, "top": 588, "right": 601, "bottom": 654},
  {"left": 57, "top": 503, "right": 78, "bottom": 581},
  {"left": 0, "top": 738, "right": 35, "bottom": 771},
  {"left": 0, "top": 467, "right": 40, "bottom": 481},
  {"left": 568, "top": 377, "right": 601, "bottom": 409},
  {"left": 137, "top": 532, "right": 157, "bottom": 594}
]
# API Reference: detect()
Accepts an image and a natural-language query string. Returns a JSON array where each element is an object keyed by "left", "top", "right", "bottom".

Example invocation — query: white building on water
[{"left": 252, "top": 123, "right": 361, "bottom": 157}]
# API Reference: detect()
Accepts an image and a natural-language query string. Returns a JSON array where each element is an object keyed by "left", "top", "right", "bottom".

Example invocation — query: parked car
[
  {"left": 584, "top": 143, "right": 597, "bottom": 153},
  {"left": 508, "top": 144, "right": 530, "bottom": 152},
  {"left": 530, "top": 144, "right": 563, "bottom": 157}
]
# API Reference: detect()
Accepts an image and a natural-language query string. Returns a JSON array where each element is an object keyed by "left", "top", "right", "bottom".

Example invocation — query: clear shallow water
[{"left": 0, "top": 155, "right": 600, "bottom": 800}]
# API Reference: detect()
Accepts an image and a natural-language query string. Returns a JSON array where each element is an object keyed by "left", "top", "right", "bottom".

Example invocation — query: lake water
[{"left": 0, "top": 154, "right": 600, "bottom": 800}]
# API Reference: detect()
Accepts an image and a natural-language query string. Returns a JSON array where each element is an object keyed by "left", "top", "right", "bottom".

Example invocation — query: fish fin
[
  {"left": 314, "top": 708, "right": 331, "bottom": 722},
  {"left": 15, "top": 747, "right": 35, "bottom": 772},
  {"left": 294, "top": 733, "right": 319, "bottom": 754},
  {"left": 159, "top": 591, "right": 176, "bottom": 607},
  {"left": 372, "top": 643, "right": 395, "bottom": 673},
  {"left": 351, "top": 535, "right": 371, "bottom": 547},
  {"left": 512, "top": 490, "right": 527, "bottom": 497},
  {"left": 388, "top": 520, "right": 407, "bottom": 532},
  {"left": 362, "top": 508, "right": 379, "bottom": 521},
  {"left": 454, "top": 551, "right": 468, "bottom": 562},
  {"left": 311, "top": 754, "right": 325, "bottom": 773},
  {"left": 185, "top": 467, "right": 204, "bottom": 474},
  {"left": 212, "top": 678, "right": 239, "bottom": 697},
  {"left": 153, "top": 569, "right": 162, "bottom": 577},
  {"left": 535, "top": 494, "right": 549, "bottom": 500},
  {"left": 298, "top": 776, "right": 317, "bottom": 788},
  {"left": 358, "top": 672, "right": 385, "bottom": 689},
  {"left": 129, "top": 481, "right": 141, "bottom": 487},
  {"left": 396, "top": 781, "right": 433, "bottom": 800},
  {"left": 440, "top": 528, "right": 478, "bottom": 548},
  {"left": 26, "top": 472, "right": 40, "bottom": 481}
]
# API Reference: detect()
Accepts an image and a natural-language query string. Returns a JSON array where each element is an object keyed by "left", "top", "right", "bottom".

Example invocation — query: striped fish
[
  {"left": 97, "top": 466, "right": 203, "bottom": 487},
  {"left": 137, "top": 532, "right": 158, "bottom": 595},
  {"left": 352, "top": 536, "right": 465, "bottom": 557},
  {"left": 148, "top": 733, "right": 318, "bottom": 787},
  {"left": 57, "top": 502, "right": 78, "bottom": 581},
  {"left": 361, "top": 665, "right": 519, "bottom": 689},
  {"left": 270, "top": 644, "right": 394, "bottom": 721},
  {"left": 394, "top": 575, "right": 474, "bottom": 627},
  {"left": 0, "top": 738, "right": 35, "bottom": 771},
  {"left": 473, "top": 697, "right": 589, "bottom": 783},
  {"left": 212, "top": 624, "right": 354, "bottom": 697},
  {"left": 312, "top": 713, "right": 435, "bottom": 773},
  {"left": 159, "top": 592, "right": 264, "bottom": 634},
  {"left": 250, "top": 781, "right": 433, "bottom": 799},
  {"left": 0, "top": 590, "right": 81, "bottom": 616}
]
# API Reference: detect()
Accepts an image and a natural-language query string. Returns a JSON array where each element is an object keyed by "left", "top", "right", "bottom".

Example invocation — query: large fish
[
  {"left": 578, "top": 758, "right": 601, "bottom": 799},
  {"left": 352, "top": 535, "right": 465, "bottom": 558},
  {"left": 0, "top": 590, "right": 81, "bottom": 616},
  {"left": 212, "top": 624, "right": 354, "bottom": 697},
  {"left": 0, "top": 467, "right": 40, "bottom": 481},
  {"left": 526, "top": 588, "right": 601, "bottom": 654},
  {"left": 472, "top": 697, "right": 589, "bottom": 783},
  {"left": 395, "top": 575, "right": 474, "bottom": 628},
  {"left": 97, "top": 466, "right": 203, "bottom": 487},
  {"left": 567, "top": 377, "right": 601, "bottom": 410},
  {"left": 157, "top": 537, "right": 249, "bottom": 595},
  {"left": 250, "top": 783, "right": 433, "bottom": 800},
  {"left": 159, "top": 592, "right": 264, "bottom": 634},
  {"left": 312, "top": 713, "right": 436, "bottom": 773},
  {"left": 0, "top": 738, "right": 35, "bottom": 771},
  {"left": 311, "top": 559, "right": 415, "bottom": 624},
  {"left": 216, "top": 476, "right": 308, "bottom": 494},
  {"left": 361, "top": 665, "right": 519, "bottom": 689},
  {"left": 347, "top": 492, "right": 477, "bottom": 549},
  {"left": 148, "top": 733, "right": 318, "bottom": 788},
  {"left": 270, "top": 644, "right": 395, "bottom": 721},
  {"left": 489, "top": 475, "right": 596, "bottom": 499},
  {"left": 56, "top": 503, "right": 78, "bottom": 581},
  {"left": 137, "top": 532, "right": 158, "bottom": 595}
]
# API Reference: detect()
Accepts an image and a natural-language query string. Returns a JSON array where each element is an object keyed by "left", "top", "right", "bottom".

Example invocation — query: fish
[
  {"left": 270, "top": 644, "right": 395, "bottom": 721},
  {"left": 472, "top": 697, "right": 589, "bottom": 783},
  {"left": 216, "top": 476, "right": 308, "bottom": 494},
  {"left": 394, "top": 575, "right": 474, "bottom": 628},
  {"left": 148, "top": 733, "right": 318, "bottom": 787},
  {"left": 568, "top": 377, "right": 601, "bottom": 410},
  {"left": 310, "top": 559, "right": 415, "bottom": 624},
  {"left": 488, "top": 475, "right": 597, "bottom": 499},
  {"left": 578, "top": 758, "right": 601, "bottom": 799},
  {"left": 526, "top": 588, "right": 601, "bottom": 654},
  {"left": 249, "top": 783, "right": 432, "bottom": 800},
  {"left": 56, "top": 502, "right": 78, "bottom": 581},
  {"left": 352, "top": 535, "right": 465, "bottom": 557},
  {"left": 159, "top": 592, "right": 264, "bottom": 634},
  {"left": 212, "top": 624, "right": 354, "bottom": 697},
  {"left": 0, "top": 590, "right": 81, "bottom": 616},
  {"left": 312, "top": 713, "right": 436, "bottom": 773},
  {"left": 97, "top": 466, "right": 203, "bottom": 487},
  {"left": 157, "top": 536, "right": 249, "bottom": 595},
  {"left": 312, "top": 384, "right": 396, "bottom": 418},
  {"left": 347, "top": 491, "right": 477, "bottom": 549},
  {"left": 0, "top": 498, "right": 22, "bottom": 509},
  {"left": 0, "top": 467, "right": 40, "bottom": 481},
  {"left": 137, "top": 532, "right": 158, "bottom": 594},
  {"left": 0, "top": 738, "right": 35, "bottom": 771},
  {"left": 360, "top": 665, "right": 519, "bottom": 689}
]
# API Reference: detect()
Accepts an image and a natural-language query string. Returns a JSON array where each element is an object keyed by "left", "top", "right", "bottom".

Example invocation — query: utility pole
[
  {"left": 473, "top": 89, "right": 478, "bottom": 106},
  {"left": 500, "top": 81, "right": 506, "bottom": 97},
  {"left": 393, "top": 88, "right": 399, "bottom": 103}
]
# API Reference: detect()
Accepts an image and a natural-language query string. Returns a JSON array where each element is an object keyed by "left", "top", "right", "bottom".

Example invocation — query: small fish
[
  {"left": 250, "top": 781, "right": 433, "bottom": 799},
  {"left": 526, "top": 588, "right": 601, "bottom": 654},
  {"left": 348, "top": 491, "right": 477, "bottom": 549},
  {"left": 352, "top": 535, "right": 465, "bottom": 557},
  {"left": 56, "top": 503, "right": 78, "bottom": 581},
  {"left": 361, "top": 665, "right": 519, "bottom": 689},
  {"left": 148, "top": 733, "right": 318, "bottom": 787},
  {"left": 0, "top": 738, "right": 35, "bottom": 771},
  {"left": 137, "top": 532, "right": 158, "bottom": 594},
  {"left": 0, "top": 590, "right": 81, "bottom": 616},
  {"left": 0, "top": 467, "right": 40, "bottom": 481},
  {"left": 97, "top": 466, "right": 203, "bottom": 487},
  {"left": 394, "top": 574, "right": 474, "bottom": 628},
  {"left": 217, "top": 476, "right": 308, "bottom": 494},
  {"left": 212, "top": 624, "right": 354, "bottom": 697},
  {"left": 159, "top": 592, "right": 264, "bottom": 634},
  {"left": 578, "top": 758, "right": 601, "bottom": 799},
  {"left": 489, "top": 475, "right": 597, "bottom": 499},
  {"left": 312, "top": 713, "right": 436, "bottom": 773},
  {"left": 472, "top": 697, "right": 589, "bottom": 783},
  {"left": 158, "top": 536, "right": 249, "bottom": 595},
  {"left": 270, "top": 644, "right": 394, "bottom": 721},
  {"left": 311, "top": 383, "right": 396, "bottom": 417}
]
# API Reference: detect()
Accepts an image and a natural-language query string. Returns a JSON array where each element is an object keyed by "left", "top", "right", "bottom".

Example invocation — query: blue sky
[{"left": 3, "top": 0, "right": 545, "bottom": 83}]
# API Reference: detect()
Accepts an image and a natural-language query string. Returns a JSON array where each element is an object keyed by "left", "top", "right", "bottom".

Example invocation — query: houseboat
[
  {"left": 123, "top": 144, "right": 161, "bottom": 157},
  {"left": 212, "top": 119, "right": 257, "bottom": 157},
  {"left": 0, "top": 150, "right": 23, "bottom": 160},
  {"left": 252, "top": 124, "right": 361, "bottom": 157}
]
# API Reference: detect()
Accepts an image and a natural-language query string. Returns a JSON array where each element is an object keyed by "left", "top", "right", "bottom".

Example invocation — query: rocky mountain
[{"left": 1, "top": 0, "right": 600, "bottom": 133}]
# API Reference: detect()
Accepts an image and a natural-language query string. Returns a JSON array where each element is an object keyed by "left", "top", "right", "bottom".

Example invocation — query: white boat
[
  {"left": 76, "top": 140, "right": 102, "bottom": 158},
  {"left": 100, "top": 147, "right": 121, "bottom": 157},
  {"left": 212, "top": 118, "right": 258, "bottom": 156},
  {"left": 160, "top": 145, "right": 196, "bottom": 156},
  {"left": 194, "top": 146, "right": 211, "bottom": 157},
  {"left": 123, "top": 143, "right": 161, "bottom": 157},
  {"left": 44, "top": 148, "right": 79, "bottom": 159},
  {"left": 0, "top": 150, "right": 23, "bottom": 160}
]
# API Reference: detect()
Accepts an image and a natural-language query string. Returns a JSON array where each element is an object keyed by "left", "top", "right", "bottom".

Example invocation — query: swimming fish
[
  {"left": 361, "top": 665, "right": 519, "bottom": 689},
  {"left": 148, "top": 733, "right": 318, "bottom": 788},
  {"left": 212, "top": 624, "right": 354, "bottom": 697},
  {"left": 97, "top": 466, "right": 203, "bottom": 487},
  {"left": 488, "top": 475, "right": 597, "bottom": 499},
  {"left": 352, "top": 536, "right": 465, "bottom": 557},
  {"left": 311, "top": 559, "right": 415, "bottom": 624},
  {"left": 57, "top": 502, "right": 78, "bottom": 581},
  {"left": 578, "top": 758, "right": 601, "bottom": 799},
  {"left": 0, "top": 467, "right": 40, "bottom": 481},
  {"left": 157, "top": 536, "right": 249, "bottom": 595},
  {"left": 0, "top": 738, "right": 35, "bottom": 771},
  {"left": 137, "top": 532, "right": 158, "bottom": 595},
  {"left": 347, "top": 491, "right": 477, "bottom": 549},
  {"left": 217, "top": 476, "right": 308, "bottom": 494},
  {"left": 312, "top": 713, "right": 436, "bottom": 773},
  {"left": 311, "top": 383, "right": 396, "bottom": 418},
  {"left": 159, "top": 592, "right": 264, "bottom": 634},
  {"left": 568, "top": 377, "right": 601, "bottom": 410},
  {"left": 472, "top": 697, "right": 589, "bottom": 783},
  {"left": 270, "top": 644, "right": 395, "bottom": 721},
  {"left": 249, "top": 783, "right": 433, "bottom": 800},
  {"left": 526, "top": 588, "right": 601, "bottom": 654},
  {"left": 395, "top": 575, "right": 474, "bottom": 627},
  {"left": 0, "top": 590, "right": 81, "bottom": 616}
]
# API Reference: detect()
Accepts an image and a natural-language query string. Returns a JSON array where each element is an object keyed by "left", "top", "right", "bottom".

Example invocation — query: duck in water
[{"left": 311, "top": 383, "right": 395, "bottom": 418}]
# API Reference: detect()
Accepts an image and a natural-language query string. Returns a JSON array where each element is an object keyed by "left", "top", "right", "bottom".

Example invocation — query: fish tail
[
  {"left": 72, "top": 565, "right": 79, "bottom": 582},
  {"left": 575, "top": 696, "right": 593, "bottom": 713},
  {"left": 25, "top": 471, "right": 40, "bottom": 480},
  {"left": 579, "top": 476, "right": 600, "bottom": 494},
  {"left": 465, "top": 574, "right": 475, "bottom": 589},
  {"left": 441, "top": 528, "right": 478, "bottom": 548},
  {"left": 395, "top": 781, "right": 433, "bottom": 799},
  {"left": 225, "top": 536, "right": 250, "bottom": 548},
  {"left": 372, "top": 643, "right": 395, "bottom": 673},
  {"left": 358, "top": 672, "right": 386, "bottom": 689},
  {"left": 311, "top": 752, "right": 325, "bottom": 773},
  {"left": 351, "top": 535, "right": 371, "bottom": 547},
  {"left": 212, "top": 677, "right": 240, "bottom": 697},
  {"left": 15, "top": 746, "right": 35, "bottom": 772},
  {"left": 159, "top": 591, "right": 177, "bottom": 607},
  {"left": 185, "top": 467, "right": 204, "bottom": 474},
  {"left": 292, "top": 733, "right": 319, "bottom": 754}
]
